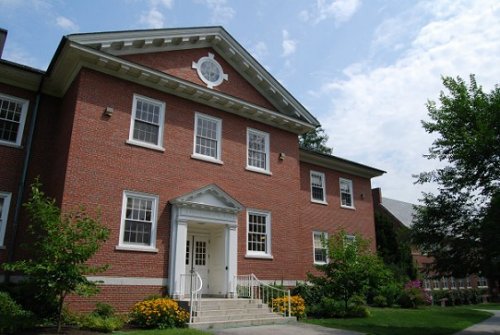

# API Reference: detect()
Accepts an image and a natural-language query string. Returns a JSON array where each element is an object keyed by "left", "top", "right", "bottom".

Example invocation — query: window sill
[
  {"left": 311, "top": 200, "right": 328, "bottom": 206},
  {"left": 314, "top": 261, "right": 327, "bottom": 265},
  {"left": 245, "top": 253, "right": 273, "bottom": 260},
  {"left": 0, "top": 141, "right": 23, "bottom": 149},
  {"left": 245, "top": 166, "right": 272, "bottom": 176},
  {"left": 191, "top": 154, "right": 224, "bottom": 165},
  {"left": 341, "top": 205, "right": 356, "bottom": 210},
  {"left": 115, "top": 245, "right": 158, "bottom": 253},
  {"left": 126, "top": 140, "right": 165, "bottom": 152}
]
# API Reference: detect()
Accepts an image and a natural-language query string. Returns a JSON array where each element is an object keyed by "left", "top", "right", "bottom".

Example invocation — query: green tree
[
  {"left": 299, "top": 126, "right": 333, "bottom": 154},
  {"left": 413, "top": 75, "right": 500, "bottom": 288},
  {"left": 375, "top": 214, "right": 417, "bottom": 281},
  {"left": 3, "top": 180, "right": 110, "bottom": 332},
  {"left": 308, "top": 231, "right": 392, "bottom": 312}
]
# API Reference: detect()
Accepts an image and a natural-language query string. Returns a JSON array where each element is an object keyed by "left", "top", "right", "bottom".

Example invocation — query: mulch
[{"left": 18, "top": 327, "right": 102, "bottom": 335}]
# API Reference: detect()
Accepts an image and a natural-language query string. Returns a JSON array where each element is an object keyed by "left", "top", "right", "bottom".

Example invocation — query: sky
[{"left": 1, "top": 0, "right": 499, "bottom": 204}]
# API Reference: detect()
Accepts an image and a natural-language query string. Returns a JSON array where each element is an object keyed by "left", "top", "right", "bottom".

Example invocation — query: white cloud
[
  {"left": 139, "top": 8, "right": 165, "bottom": 28},
  {"left": 250, "top": 41, "right": 268, "bottom": 62},
  {"left": 282, "top": 30, "right": 297, "bottom": 57},
  {"left": 199, "top": 0, "right": 235, "bottom": 24},
  {"left": 151, "top": 0, "right": 173, "bottom": 9},
  {"left": 55, "top": 16, "right": 79, "bottom": 31},
  {"left": 300, "top": 0, "right": 361, "bottom": 25},
  {"left": 317, "top": 0, "right": 500, "bottom": 203}
]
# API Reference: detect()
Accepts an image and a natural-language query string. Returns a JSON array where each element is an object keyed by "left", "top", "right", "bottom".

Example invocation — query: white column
[
  {"left": 172, "top": 220, "right": 188, "bottom": 299},
  {"left": 226, "top": 225, "right": 238, "bottom": 297}
]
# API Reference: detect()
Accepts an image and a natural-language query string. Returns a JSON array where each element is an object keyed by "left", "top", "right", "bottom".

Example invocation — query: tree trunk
[{"left": 56, "top": 293, "right": 65, "bottom": 333}]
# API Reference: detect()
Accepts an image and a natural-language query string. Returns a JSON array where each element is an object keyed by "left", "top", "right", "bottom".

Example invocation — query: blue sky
[{"left": 1, "top": 0, "right": 499, "bottom": 204}]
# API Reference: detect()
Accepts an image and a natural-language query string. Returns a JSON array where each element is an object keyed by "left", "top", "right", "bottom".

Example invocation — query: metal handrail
[
  {"left": 180, "top": 271, "right": 203, "bottom": 324},
  {"left": 234, "top": 274, "right": 292, "bottom": 318}
]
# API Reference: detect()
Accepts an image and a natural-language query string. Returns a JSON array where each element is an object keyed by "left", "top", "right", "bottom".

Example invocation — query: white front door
[{"left": 185, "top": 235, "right": 209, "bottom": 295}]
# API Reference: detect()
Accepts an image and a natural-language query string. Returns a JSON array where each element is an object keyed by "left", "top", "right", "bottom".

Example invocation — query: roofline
[
  {"left": 65, "top": 26, "right": 320, "bottom": 127},
  {"left": 299, "top": 148, "right": 386, "bottom": 178},
  {"left": 0, "top": 59, "right": 45, "bottom": 74}
]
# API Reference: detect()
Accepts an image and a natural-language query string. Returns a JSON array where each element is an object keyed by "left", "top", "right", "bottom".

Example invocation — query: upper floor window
[
  {"left": 128, "top": 94, "right": 165, "bottom": 151},
  {"left": 0, "top": 192, "right": 12, "bottom": 246},
  {"left": 192, "top": 112, "right": 222, "bottom": 163},
  {"left": 0, "top": 93, "right": 29, "bottom": 147},
  {"left": 246, "top": 128, "right": 270, "bottom": 174},
  {"left": 246, "top": 209, "right": 272, "bottom": 258},
  {"left": 310, "top": 171, "right": 327, "bottom": 203},
  {"left": 118, "top": 190, "right": 158, "bottom": 252},
  {"left": 340, "top": 178, "right": 354, "bottom": 208},
  {"left": 313, "top": 231, "right": 328, "bottom": 264}
]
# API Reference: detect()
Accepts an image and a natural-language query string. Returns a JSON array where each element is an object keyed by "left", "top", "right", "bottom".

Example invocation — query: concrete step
[
  {"left": 190, "top": 316, "right": 296, "bottom": 330},
  {"left": 195, "top": 307, "right": 272, "bottom": 317},
  {"left": 193, "top": 312, "right": 282, "bottom": 323},
  {"left": 194, "top": 298, "right": 263, "bottom": 310}
]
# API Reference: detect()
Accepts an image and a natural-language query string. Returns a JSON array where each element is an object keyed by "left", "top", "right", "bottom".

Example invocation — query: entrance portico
[{"left": 168, "top": 184, "right": 243, "bottom": 298}]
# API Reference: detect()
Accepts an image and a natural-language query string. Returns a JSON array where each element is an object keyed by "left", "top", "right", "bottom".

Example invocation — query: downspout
[{"left": 6, "top": 76, "right": 45, "bottom": 280}]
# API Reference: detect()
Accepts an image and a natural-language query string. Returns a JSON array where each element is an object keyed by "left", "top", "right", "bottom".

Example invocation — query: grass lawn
[
  {"left": 475, "top": 303, "right": 500, "bottom": 310},
  {"left": 114, "top": 329, "right": 210, "bottom": 335},
  {"left": 304, "top": 305, "right": 494, "bottom": 335}
]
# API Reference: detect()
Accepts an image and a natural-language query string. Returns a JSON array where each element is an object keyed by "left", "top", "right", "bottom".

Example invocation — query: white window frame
[
  {"left": 127, "top": 94, "right": 165, "bottom": 151},
  {"left": 310, "top": 171, "right": 327, "bottom": 204},
  {"left": 0, "top": 192, "right": 12, "bottom": 247},
  {"left": 478, "top": 277, "right": 488, "bottom": 288},
  {"left": 191, "top": 112, "right": 223, "bottom": 164},
  {"left": 246, "top": 128, "right": 271, "bottom": 175},
  {"left": 339, "top": 178, "right": 355, "bottom": 209},
  {"left": 246, "top": 209, "right": 272, "bottom": 259},
  {"left": 313, "top": 231, "right": 328, "bottom": 264},
  {"left": 0, "top": 93, "right": 29, "bottom": 147},
  {"left": 116, "top": 190, "right": 159, "bottom": 252}
]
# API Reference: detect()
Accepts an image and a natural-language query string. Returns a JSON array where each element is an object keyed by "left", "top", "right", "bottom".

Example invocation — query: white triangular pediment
[{"left": 170, "top": 184, "right": 243, "bottom": 213}]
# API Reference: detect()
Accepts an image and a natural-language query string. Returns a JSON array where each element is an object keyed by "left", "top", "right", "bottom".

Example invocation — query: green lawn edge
[
  {"left": 114, "top": 328, "right": 210, "bottom": 335},
  {"left": 303, "top": 305, "right": 494, "bottom": 335}
]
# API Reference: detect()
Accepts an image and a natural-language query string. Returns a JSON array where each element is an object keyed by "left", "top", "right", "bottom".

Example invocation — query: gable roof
[
  {"left": 42, "top": 26, "right": 319, "bottom": 134},
  {"left": 380, "top": 197, "right": 417, "bottom": 229}
]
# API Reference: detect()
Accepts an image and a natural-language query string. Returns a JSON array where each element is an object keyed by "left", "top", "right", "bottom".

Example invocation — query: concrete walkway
[
  {"left": 454, "top": 310, "right": 500, "bottom": 334},
  {"left": 209, "top": 322, "right": 363, "bottom": 335}
]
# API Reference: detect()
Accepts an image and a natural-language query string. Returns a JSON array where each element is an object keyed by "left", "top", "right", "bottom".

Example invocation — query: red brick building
[{"left": 0, "top": 27, "right": 384, "bottom": 311}]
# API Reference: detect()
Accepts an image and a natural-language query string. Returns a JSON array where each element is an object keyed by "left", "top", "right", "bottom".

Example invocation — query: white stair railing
[
  {"left": 180, "top": 271, "right": 203, "bottom": 324},
  {"left": 234, "top": 274, "right": 292, "bottom": 318}
]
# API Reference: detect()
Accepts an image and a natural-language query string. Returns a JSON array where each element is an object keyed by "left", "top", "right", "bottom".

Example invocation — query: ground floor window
[
  {"left": 118, "top": 190, "right": 158, "bottom": 251},
  {"left": 0, "top": 191, "right": 12, "bottom": 246},
  {"left": 246, "top": 209, "right": 271, "bottom": 257},
  {"left": 313, "top": 231, "right": 328, "bottom": 264}
]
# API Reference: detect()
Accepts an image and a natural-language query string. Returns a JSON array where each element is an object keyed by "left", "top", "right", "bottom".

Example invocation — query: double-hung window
[
  {"left": 0, "top": 93, "right": 29, "bottom": 147},
  {"left": 310, "top": 171, "right": 327, "bottom": 203},
  {"left": 246, "top": 128, "right": 270, "bottom": 174},
  {"left": 0, "top": 192, "right": 12, "bottom": 247},
  {"left": 246, "top": 210, "right": 271, "bottom": 258},
  {"left": 192, "top": 112, "right": 222, "bottom": 163},
  {"left": 313, "top": 231, "right": 328, "bottom": 264},
  {"left": 128, "top": 94, "right": 165, "bottom": 150},
  {"left": 340, "top": 178, "right": 354, "bottom": 208},
  {"left": 118, "top": 191, "right": 158, "bottom": 252}
]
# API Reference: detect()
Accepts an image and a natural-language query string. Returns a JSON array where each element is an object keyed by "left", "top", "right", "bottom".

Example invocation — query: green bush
[
  {"left": 0, "top": 281, "right": 58, "bottom": 320},
  {"left": 77, "top": 302, "right": 124, "bottom": 333},
  {"left": 79, "top": 314, "right": 124, "bottom": 333},
  {"left": 308, "top": 296, "right": 369, "bottom": 319},
  {"left": 431, "top": 288, "right": 485, "bottom": 306},
  {"left": 373, "top": 295, "right": 388, "bottom": 307},
  {"left": 0, "top": 291, "right": 36, "bottom": 334}
]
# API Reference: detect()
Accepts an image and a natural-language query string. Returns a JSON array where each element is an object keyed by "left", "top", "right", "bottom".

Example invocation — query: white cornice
[
  {"left": 299, "top": 149, "right": 385, "bottom": 179},
  {"left": 44, "top": 41, "right": 315, "bottom": 134},
  {"left": 67, "top": 27, "right": 320, "bottom": 128},
  {"left": 0, "top": 62, "right": 43, "bottom": 91}
]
